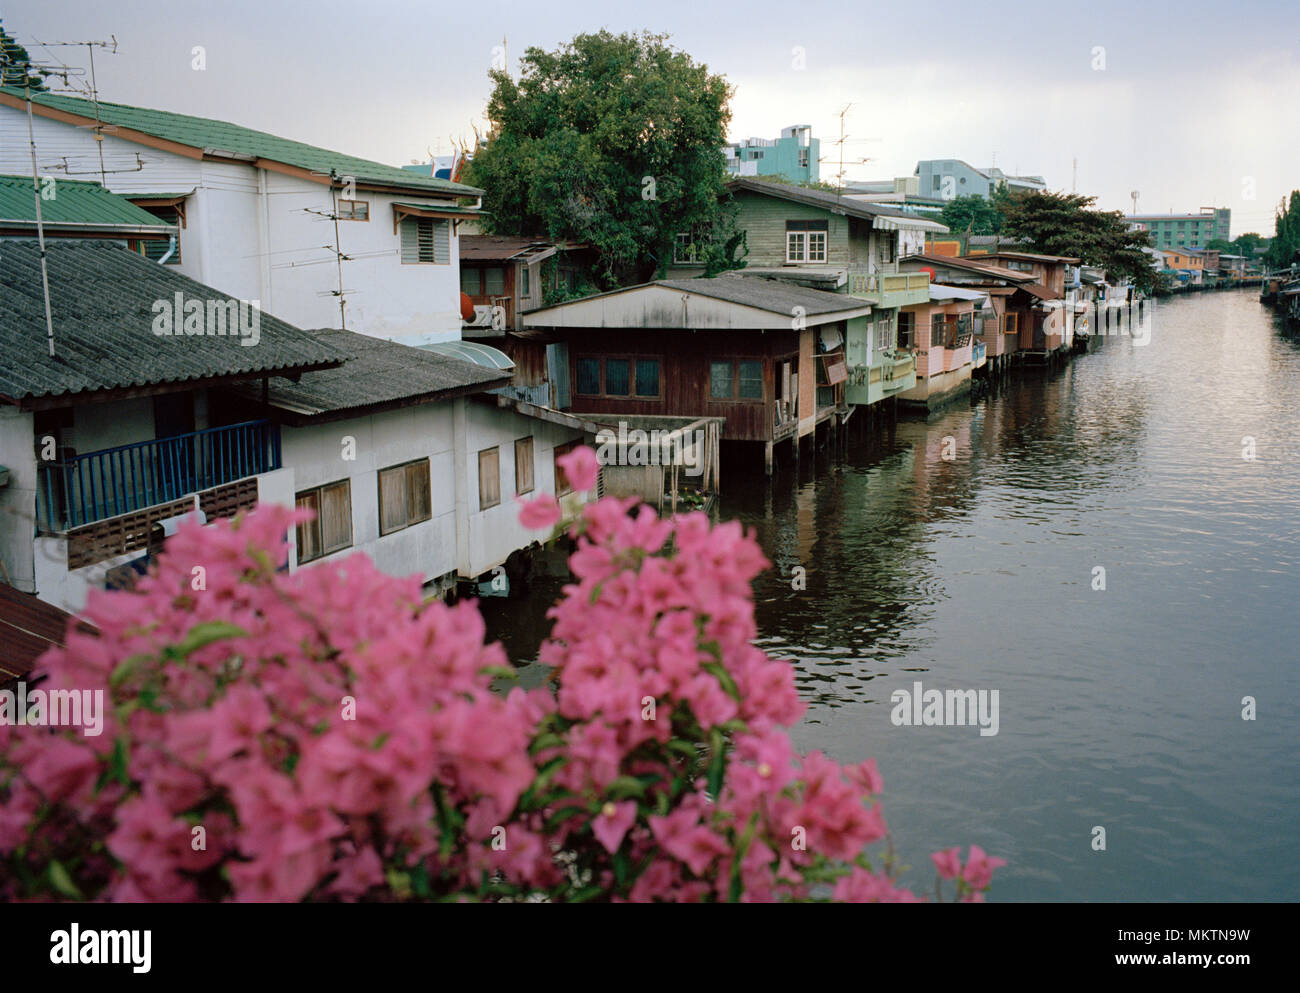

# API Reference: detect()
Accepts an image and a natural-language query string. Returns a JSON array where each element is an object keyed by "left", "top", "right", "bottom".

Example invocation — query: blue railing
[{"left": 39, "top": 419, "right": 280, "bottom": 531}]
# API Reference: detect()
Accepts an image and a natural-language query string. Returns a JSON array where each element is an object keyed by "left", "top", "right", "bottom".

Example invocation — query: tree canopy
[
  {"left": 1265, "top": 192, "right": 1300, "bottom": 270},
  {"left": 939, "top": 191, "right": 1008, "bottom": 236},
  {"left": 465, "top": 31, "right": 738, "bottom": 288},
  {"left": 0, "top": 20, "right": 46, "bottom": 90},
  {"left": 999, "top": 190, "right": 1156, "bottom": 292}
]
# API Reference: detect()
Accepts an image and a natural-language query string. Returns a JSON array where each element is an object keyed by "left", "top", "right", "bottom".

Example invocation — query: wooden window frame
[
  {"left": 338, "top": 199, "right": 369, "bottom": 221},
  {"left": 478, "top": 447, "right": 501, "bottom": 511},
  {"left": 515, "top": 437, "right": 535, "bottom": 495},
  {"left": 930, "top": 313, "right": 946, "bottom": 349},
  {"left": 785, "top": 220, "right": 829, "bottom": 263},
  {"left": 574, "top": 355, "right": 663, "bottom": 400},
  {"left": 897, "top": 310, "right": 915, "bottom": 349},
  {"left": 295, "top": 479, "right": 353, "bottom": 564},
  {"left": 710, "top": 358, "right": 764, "bottom": 403},
  {"left": 377, "top": 458, "right": 432, "bottom": 537},
  {"left": 554, "top": 440, "right": 580, "bottom": 497},
  {"left": 1003, "top": 313, "right": 1019, "bottom": 335}
]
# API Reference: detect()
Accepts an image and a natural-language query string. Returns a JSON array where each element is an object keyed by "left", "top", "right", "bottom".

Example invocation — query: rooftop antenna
[
  {"left": 1, "top": 44, "right": 84, "bottom": 358},
  {"left": 31, "top": 37, "right": 117, "bottom": 187}
]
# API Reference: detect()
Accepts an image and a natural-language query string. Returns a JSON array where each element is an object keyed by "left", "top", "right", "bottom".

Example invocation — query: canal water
[{"left": 480, "top": 289, "right": 1300, "bottom": 901}]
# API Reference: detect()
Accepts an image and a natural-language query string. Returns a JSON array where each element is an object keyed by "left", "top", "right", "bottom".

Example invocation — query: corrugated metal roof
[
  {"left": 239, "top": 332, "right": 511, "bottom": 422},
  {"left": 726, "top": 177, "right": 922, "bottom": 223},
  {"left": 0, "top": 240, "right": 348, "bottom": 404},
  {"left": 459, "top": 236, "right": 556, "bottom": 262},
  {"left": 0, "top": 87, "right": 482, "bottom": 198},
  {"left": 656, "top": 275, "right": 870, "bottom": 315},
  {"left": 902, "top": 253, "right": 1035, "bottom": 282},
  {"left": 0, "top": 174, "right": 175, "bottom": 231},
  {"left": 0, "top": 582, "right": 86, "bottom": 685}
]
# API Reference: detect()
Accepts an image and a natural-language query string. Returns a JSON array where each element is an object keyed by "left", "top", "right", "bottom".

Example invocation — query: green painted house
[{"left": 671, "top": 178, "right": 950, "bottom": 407}]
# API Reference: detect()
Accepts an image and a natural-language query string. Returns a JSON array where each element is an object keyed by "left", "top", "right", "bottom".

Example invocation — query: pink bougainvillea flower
[
  {"left": 556, "top": 444, "right": 599, "bottom": 493},
  {"left": 961, "top": 845, "right": 1007, "bottom": 890},
  {"left": 592, "top": 801, "right": 637, "bottom": 854},
  {"left": 517, "top": 494, "right": 562, "bottom": 531},
  {"left": 931, "top": 846, "right": 963, "bottom": 880}
]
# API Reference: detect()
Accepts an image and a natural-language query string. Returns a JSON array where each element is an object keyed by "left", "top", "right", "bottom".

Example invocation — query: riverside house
[
  {"left": 899, "top": 254, "right": 1045, "bottom": 371},
  {"left": 669, "top": 178, "right": 949, "bottom": 411},
  {"left": 0, "top": 85, "right": 484, "bottom": 346},
  {"left": 897, "top": 284, "right": 989, "bottom": 411},
  {"left": 0, "top": 238, "right": 591, "bottom": 614},
  {"left": 520, "top": 273, "right": 870, "bottom": 474}
]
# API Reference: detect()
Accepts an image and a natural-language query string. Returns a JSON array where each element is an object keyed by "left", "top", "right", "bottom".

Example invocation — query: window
[
  {"left": 575, "top": 357, "right": 659, "bottom": 398},
  {"left": 515, "top": 438, "right": 535, "bottom": 495},
  {"left": 141, "top": 205, "right": 182, "bottom": 264},
  {"left": 710, "top": 359, "right": 762, "bottom": 400},
  {"left": 879, "top": 232, "right": 897, "bottom": 264},
  {"left": 399, "top": 217, "right": 449, "bottom": 264},
  {"left": 576, "top": 358, "right": 601, "bottom": 396},
  {"left": 875, "top": 313, "right": 894, "bottom": 351},
  {"left": 635, "top": 359, "right": 660, "bottom": 397},
  {"left": 554, "top": 440, "right": 580, "bottom": 497},
  {"left": 674, "top": 232, "right": 698, "bottom": 264},
  {"left": 378, "top": 459, "right": 432, "bottom": 536},
  {"left": 521, "top": 267, "right": 530, "bottom": 296},
  {"left": 296, "top": 480, "right": 353, "bottom": 563},
  {"left": 484, "top": 267, "right": 506, "bottom": 296},
  {"left": 478, "top": 447, "right": 501, "bottom": 510},
  {"left": 1003, "top": 313, "right": 1019, "bottom": 335},
  {"left": 897, "top": 311, "right": 915, "bottom": 349},
  {"left": 605, "top": 359, "right": 630, "bottom": 396},
  {"left": 798, "top": 148, "right": 810, "bottom": 169},
  {"left": 338, "top": 199, "right": 369, "bottom": 221},
  {"left": 461, "top": 268, "right": 481, "bottom": 294},
  {"left": 930, "top": 313, "right": 946, "bottom": 348},
  {"left": 710, "top": 360, "right": 734, "bottom": 399},
  {"left": 786, "top": 220, "right": 828, "bottom": 263}
]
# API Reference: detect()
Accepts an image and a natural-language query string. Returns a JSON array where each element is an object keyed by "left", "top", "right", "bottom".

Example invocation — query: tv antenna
[{"left": 30, "top": 37, "right": 118, "bottom": 186}]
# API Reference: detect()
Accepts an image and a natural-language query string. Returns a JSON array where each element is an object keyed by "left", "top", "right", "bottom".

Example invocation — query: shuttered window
[
  {"left": 554, "top": 440, "right": 579, "bottom": 497},
  {"left": 399, "top": 217, "right": 450, "bottom": 264},
  {"left": 296, "top": 480, "right": 353, "bottom": 563},
  {"left": 515, "top": 437, "right": 535, "bottom": 495},
  {"left": 378, "top": 458, "right": 432, "bottom": 536},
  {"left": 478, "top": 447, "right": 501, "bottom": 510}
]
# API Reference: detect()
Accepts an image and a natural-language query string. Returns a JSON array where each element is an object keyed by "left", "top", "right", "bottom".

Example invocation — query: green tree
[
  {"left": 1265, "top": 193, "right": 1300, "bottom": 269},
  {"left": 465, "top": 31, "right": 735, "bottom": 288},
  {"left": 940, "top": 193, "right": 1004, "bottom": 237},
  {"left": 0, "top": 20, "right": 46, "bottom": 90},
  {"left": 1232, "top": 232, "right": 1265, "bottom": 259},
  {"left": 999, "top": 189, "right": 1156, "bottom": 292}
]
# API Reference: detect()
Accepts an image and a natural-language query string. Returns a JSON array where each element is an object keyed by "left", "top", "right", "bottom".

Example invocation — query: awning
[
  {"left": 1019, "top": 283, "right": 1058, "bottom": 301},
  {"left": 392, "top": 201, "right": 483, "bottom": 232},
  {"left": 419, "top": 340, "right": 514, "bottom": 370},
  {"left": 874, "top": 215, "right": 950, "bottom": 234}
]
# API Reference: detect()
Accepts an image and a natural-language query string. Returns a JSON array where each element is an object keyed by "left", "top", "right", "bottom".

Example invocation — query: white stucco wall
[
  {"left": 0, "top": 105, "right": 466, "bottom": 345},
  {"left": 0, "top": 405, "right": 37, "bottom": 591}
]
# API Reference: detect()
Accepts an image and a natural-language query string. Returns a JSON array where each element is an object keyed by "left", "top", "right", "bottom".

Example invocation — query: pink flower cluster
[{"left": 0, "top": 448, "right": 1003, "bottom": 902}]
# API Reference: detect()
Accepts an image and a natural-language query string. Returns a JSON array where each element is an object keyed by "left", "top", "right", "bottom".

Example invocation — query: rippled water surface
[{"left": 481, "top": 290, "right": 1300, "bottom": 901}]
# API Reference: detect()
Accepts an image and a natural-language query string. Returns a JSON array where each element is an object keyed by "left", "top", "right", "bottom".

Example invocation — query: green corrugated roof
[
  {"left": 0, "top": 173, "right": 175, "bottom": 229},
  {"left": 0, "top": 86, "right": 483, "bottom": 198}
]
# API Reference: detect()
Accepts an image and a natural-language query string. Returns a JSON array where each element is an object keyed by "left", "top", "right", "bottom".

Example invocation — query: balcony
[
  {"left": 38, "top": 419, "right": 280, "bottom": 534},
  {"left": 881, "top": 350, "right": 916, "bottom": 393},
  {"left": 846, "top": 267, "right": 931, "bottom": 309}
]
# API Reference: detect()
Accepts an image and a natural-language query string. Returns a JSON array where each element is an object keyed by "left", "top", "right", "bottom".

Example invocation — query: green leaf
[
  {"left": 701, "top": 662, "right": 740, "bottom": 701},
  {"left": 605, "top": 775, "right": 647, "bottom": 799},
  {"left": 108, "top": 736, "right": 130, "bottom": 786},
  {"left": 48, "top": 860, "right": 83, "bottom": 900},
  {"left": 706, "top": 727, "right": 727, "bottom": 798},
  {"left": 172, "top": 621, "right": 247, "bottom": 659}
]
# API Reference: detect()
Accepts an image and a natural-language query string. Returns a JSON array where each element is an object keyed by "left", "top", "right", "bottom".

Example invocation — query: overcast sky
[{"left": 5, "top": 0, "right": 1297, "bottom": 236}]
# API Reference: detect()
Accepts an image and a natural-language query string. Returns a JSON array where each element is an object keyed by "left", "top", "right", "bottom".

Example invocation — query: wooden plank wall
[{"left": 565, "top": 329, "right": 799, "bottom": 442}]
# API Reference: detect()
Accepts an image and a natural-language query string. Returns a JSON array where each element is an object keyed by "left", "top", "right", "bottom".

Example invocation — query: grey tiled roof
[
  {"left": 0, "top": 240, "right": 347, "bottom": 404},
  {"left": 242, "top": 331, "right": 512, "bottom": 422}
]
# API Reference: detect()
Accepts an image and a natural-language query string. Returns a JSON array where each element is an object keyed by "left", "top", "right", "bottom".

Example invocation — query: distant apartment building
[
  {"left": 914, "top": 160, "right": 1046, "bottom": 202},
  {"left": 724, "top": 125, "right": 819, "bottom": 183},
  {"left": 1125, "top": 208, "right": 1230, "bottom": 249}
]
